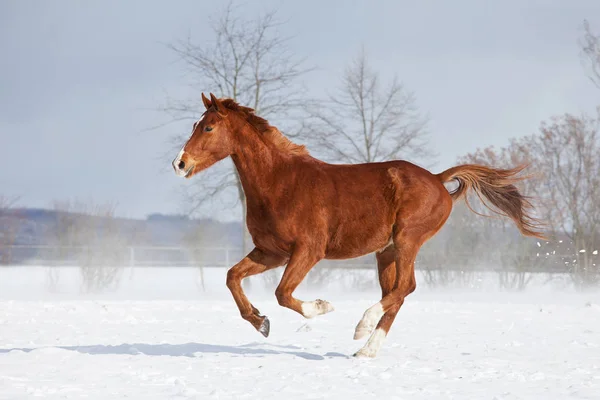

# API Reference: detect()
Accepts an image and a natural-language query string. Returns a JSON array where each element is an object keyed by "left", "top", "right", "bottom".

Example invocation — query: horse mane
[{"left": 220, "top": 99, "right": 309, "bottom": 157}]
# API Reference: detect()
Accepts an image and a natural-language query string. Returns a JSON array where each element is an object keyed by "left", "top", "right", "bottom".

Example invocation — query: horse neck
[{"left": 230, "top": 126, "right": 282, "bottom": 200}]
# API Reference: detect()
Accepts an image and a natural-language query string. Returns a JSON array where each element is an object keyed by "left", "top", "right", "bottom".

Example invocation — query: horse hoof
[
  {"left": 258, "top": 316, "right": 270, "bottom": 338},
  {"left": 301, "top": 299, "right": 335, "bottom": 318},
  {"left": 353, "top": 348, "right": 377, "bottom": 358}
]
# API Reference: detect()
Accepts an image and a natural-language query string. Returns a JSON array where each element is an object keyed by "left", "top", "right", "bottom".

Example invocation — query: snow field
[
  {"left": 1, "top": 285, "right": 600, "bottom": 399},
  {"left": 1, "top": 266, "right": 600, "bottom": 399}
]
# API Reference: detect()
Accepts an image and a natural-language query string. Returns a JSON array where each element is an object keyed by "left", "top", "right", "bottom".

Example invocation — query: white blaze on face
[
  {"left": 172, "top": 147, "right": 187, "bottom": 177},
  {"left": 172, "top": 116, "right": 204, "bottom": 177},
  {"left": 192, "top": 115, "right": 205, "bottom": 132}
]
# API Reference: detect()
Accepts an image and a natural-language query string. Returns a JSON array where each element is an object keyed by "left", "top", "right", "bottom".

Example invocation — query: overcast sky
[{"left": 1, "top": 0, "right": 599, "bottom": 221}]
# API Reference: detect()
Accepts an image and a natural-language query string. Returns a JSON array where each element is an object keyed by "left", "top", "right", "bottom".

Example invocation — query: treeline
[
  {"left": 0, "top": 191, "right": 597, "bottom": 292},
  {"left": 0, "top": 199, "right": 242, "bottom": 292},
  {"left": 419, "top": 18, "right": 600, "bottom": 290},
  {"left": 418, "top": 110, "right": 600, "bottom": 290}
]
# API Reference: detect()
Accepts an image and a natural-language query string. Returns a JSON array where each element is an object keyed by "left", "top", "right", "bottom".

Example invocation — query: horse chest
[{"left": 246, "top": 205, "right": 295, "bottom": 256}]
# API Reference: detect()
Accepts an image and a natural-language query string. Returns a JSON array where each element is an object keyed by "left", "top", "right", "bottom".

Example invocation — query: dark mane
[{"left": 220, "top": 98, "right": 309, "bottom": 156}]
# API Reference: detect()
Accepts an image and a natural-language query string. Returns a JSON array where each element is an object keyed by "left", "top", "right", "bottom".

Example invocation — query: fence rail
[{"left": 0, "top": 244, "right": 591, "bottom": 273}]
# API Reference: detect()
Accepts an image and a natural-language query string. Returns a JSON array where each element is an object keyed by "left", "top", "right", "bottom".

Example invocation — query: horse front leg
[
  {"left": 226, "top": 248, "right": 287, "bottom": 337},
  {"left": 274, "top": 245, "right": 334, "bottom": 318}
]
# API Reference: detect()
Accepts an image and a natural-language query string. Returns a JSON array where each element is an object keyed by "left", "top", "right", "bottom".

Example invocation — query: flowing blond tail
[{"left": 437, "top": 164, "right": 546, "bottom": 239}]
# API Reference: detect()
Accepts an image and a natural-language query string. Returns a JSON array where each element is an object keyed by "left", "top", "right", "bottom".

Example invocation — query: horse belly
[{"left": 325, "top": 218, "right": 393, "bottom": 259}]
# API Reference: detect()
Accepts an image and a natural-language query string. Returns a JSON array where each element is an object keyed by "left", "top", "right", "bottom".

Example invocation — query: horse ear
[
  {"left": 209, "top": 93, "right": 222, "bottom": 112},
  {"left": 201, "top": 93, "right": 211, "bottom": 109}
]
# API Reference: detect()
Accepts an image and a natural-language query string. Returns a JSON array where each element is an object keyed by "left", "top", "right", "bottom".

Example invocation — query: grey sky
[{"left": 1, "top": 0, "right": 598, "bottom": 221}]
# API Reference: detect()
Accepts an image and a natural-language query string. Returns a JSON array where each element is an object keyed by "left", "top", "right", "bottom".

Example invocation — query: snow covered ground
[{"left": 1, "top": 266, "right": 600, "bottom": 399}]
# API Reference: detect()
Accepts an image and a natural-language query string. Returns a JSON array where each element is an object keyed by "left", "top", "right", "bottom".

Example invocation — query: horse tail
[{"left": 436, "top": 164, "right": 546, "bottom": 239}]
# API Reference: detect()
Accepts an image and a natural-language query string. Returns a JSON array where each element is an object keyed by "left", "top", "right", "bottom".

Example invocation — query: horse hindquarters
[{"left": 353, "top": 170, "right": 453, "bottom": 357}]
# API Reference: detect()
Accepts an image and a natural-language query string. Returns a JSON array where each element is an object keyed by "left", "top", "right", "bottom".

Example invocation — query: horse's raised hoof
[
  {"left": 258, "top": 316, "right": 270, "bottom": 338},
  {"left": 301, "top": 299, "right": 335, "bottom": 318}
]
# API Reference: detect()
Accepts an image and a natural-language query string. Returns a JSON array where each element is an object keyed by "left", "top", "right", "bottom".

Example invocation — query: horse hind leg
[
  {"left": 353, "top": 238, "right": 420, "bottom": 358},
  {"left": 353, "top": 179, "right": 453, "bottom": 357},
  {"left": 353, "top": 245, "right": 395, "bottom": 341},
  {"left": 353, "top": 245, "right": 403, "bottom": 357}
]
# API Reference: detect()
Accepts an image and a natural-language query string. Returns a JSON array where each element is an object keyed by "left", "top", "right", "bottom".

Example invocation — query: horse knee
[
  {"left": 274, "top": 286, "right": 289, "bottom": 307},
  {"left": 226, "top": 268, "right": 242, "bottom": 290}
]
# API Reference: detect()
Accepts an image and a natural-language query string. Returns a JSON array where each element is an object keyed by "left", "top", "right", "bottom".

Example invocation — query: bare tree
[
  {"left": 580, "top": 19, "right": 600, "bottom": 90},
  {"left": 443, "top": 112, "right": 600, "bottom": 290},
  {"left": 304, "top": 49, "right": 431, "bottom": 165},
  {"left": 50, "top": 200, "right": 134, "bottom": 292},
  {"left": 531, "top": 111, "right": 600, "bottom": 288},
  {"left": 455, "top": 141, "right": 544, "bottom": 290},
  {"left": 182, "top": 223, "right": 210, "bottom": 292},
  {"left": 162, "top": 1, "right": 313, "bottom": 257}
]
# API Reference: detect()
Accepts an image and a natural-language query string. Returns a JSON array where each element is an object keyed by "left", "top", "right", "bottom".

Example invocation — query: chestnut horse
[{"left": 172, "top": 93, "right": 544, "bottom": 358}]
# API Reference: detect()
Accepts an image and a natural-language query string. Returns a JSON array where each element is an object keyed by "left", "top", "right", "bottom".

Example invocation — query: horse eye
[{"left": 204, "top": 126, "right": 213, "bottom": 132}]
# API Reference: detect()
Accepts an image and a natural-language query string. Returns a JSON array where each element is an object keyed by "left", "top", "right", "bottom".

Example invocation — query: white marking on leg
[
  {"left": 354, "top": 302, "right": 384, "bottom": 340},
  {"left": 301, "top": 299, "right": 335, "bottom": 318},
  {"left": 354, "top": 328, "right": 387, "bottom": 358}
]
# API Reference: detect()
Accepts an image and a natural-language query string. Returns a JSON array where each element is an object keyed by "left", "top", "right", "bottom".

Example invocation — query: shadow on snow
[{"left": 0, "top": 341, "right": 349, "bottom": 361}]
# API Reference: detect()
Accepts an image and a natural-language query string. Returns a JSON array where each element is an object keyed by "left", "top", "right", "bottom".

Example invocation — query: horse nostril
[{"left": 178, "top": 160, "right": 185, "bottom": 170}]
